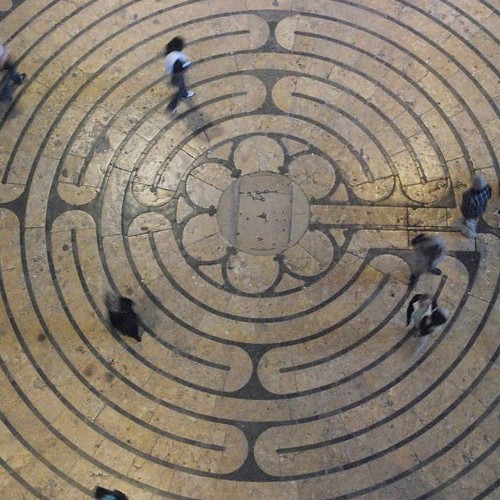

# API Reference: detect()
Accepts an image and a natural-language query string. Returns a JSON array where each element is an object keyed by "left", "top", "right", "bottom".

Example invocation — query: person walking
[
  {"left": 0, "top": 43, "right": 26, "bottom": 102},
  {"left": 406, "top": 293, "right": 434, "bottom": 336},
  {"left": 409, "top": 234, "right": 446, "bottom": 287},
  {"left": 105, "top": 294, "right": 142, "bottom": 342},
  {"left": 413, "top": 306, "right": 448, "bottom": 356},
  {"left": 164, "top": 36, "right": 195, "bottom": 115},
  {"left": 460, "top": 174, "right": 492, "bottom": 238},
  {"left": 406, "top": 293, "right": 448, "bottom": 356}
]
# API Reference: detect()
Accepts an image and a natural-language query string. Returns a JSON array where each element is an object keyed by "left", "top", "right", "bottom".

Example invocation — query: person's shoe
[
  {"left": 169, "top": 107, "right": 177, "bottom": 116},
  {"left": 431, "top": 268, "right": 442, "bottom": 275},
  {"left": 19, "top": 73, "right": 26, "bottom": 84},
  {"left": 181, "top": 91, "right": 195, "bottom": 100},
  {"left": 409, "top": 274, "right": 418, "bottom": 287}
]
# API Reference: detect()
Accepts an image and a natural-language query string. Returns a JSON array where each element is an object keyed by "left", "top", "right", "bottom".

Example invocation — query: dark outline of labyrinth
[{"left": 0, "top": 1, "right": 498, "bottom": 499}]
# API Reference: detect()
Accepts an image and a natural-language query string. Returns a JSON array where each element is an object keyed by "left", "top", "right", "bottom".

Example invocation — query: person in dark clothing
[
  {"left": 164, "top": 36, "right": 195, "bottom": 115},
  {"left": 460, "top": 174, "right": 492, "bottom": 238},
  {"left": 105, "top": 294, "right": 142, "bottom": 342},
  {"left": 0, "top": 44, "right": 26, "bottom": 102},
  {"left": 406, "top": 293, "right": 435, "bottom": 335},
  {"left": 409, "top": 234, "right": 446, "bottom": 287},
  {"left": 95, "top": 486, "right": 129, "bottom": 500},
  {"left": 412, "top": 300, "right": 448, "bottom": 357}
]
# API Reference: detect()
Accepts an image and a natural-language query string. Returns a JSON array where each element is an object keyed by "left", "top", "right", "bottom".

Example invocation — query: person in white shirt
[
  {"left": 164, "top": 37, "right": 194, "bottom": 115},
  {"left": 0, "top": 43, "right": 26, "bottom": 102}
]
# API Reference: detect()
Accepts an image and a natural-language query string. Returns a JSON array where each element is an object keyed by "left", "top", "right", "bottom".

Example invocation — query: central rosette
[
  {"left": 177, "top": 134, "right": 338, "bottom": 295},
  {"left": 217, "top": 172, "right": 309, "bottom": 256}
]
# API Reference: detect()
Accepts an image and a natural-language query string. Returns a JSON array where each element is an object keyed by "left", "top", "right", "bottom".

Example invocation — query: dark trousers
[
  {"left": 167, "top": 72, "right": 188, "bottom": 110},
  {"left": 1, "top": 60, "right": 23, "bottom": 102}
]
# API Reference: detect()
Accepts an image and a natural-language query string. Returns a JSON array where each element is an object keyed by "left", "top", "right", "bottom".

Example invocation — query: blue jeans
[{"left": 167, "top": 72, "right": 188, "bottom": 110}]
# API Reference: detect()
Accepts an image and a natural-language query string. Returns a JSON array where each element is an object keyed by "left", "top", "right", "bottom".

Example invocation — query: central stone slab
[{"left": 217, "top": 172, "right": 310, "bottom": 256}]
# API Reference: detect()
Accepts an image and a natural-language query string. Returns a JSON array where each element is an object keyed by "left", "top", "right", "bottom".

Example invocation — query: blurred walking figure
[
  {"left": 460, "top": 174, "right": 492, "bottom": 238},
  {"left": 406, "top": 293, "right": 448, "bottom": 356},
  {"left": 164, "top": 36, "right": 195, "bottom": 115},
  {"left": 414, "top": 306, "right": 448, "bottom": 357},
  {"left": 406, "top": 293, "right": 434, "bottom": 336},
  {"left": 0, "top": 43, "right": 26, "bottom": 102},
  {"left": 95, "top": 486, "right": 129, "bottom": 500},
  {"left": 409, "top": 234, "right": 446, "bottom": 287},
  {"left": 105, "top": 294, "right": 141, "bottom": 342}
]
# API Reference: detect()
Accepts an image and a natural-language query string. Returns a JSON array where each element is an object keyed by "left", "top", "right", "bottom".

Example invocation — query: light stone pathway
[{"left": 0, "top": 1, "right": 498, "bottom": 498}]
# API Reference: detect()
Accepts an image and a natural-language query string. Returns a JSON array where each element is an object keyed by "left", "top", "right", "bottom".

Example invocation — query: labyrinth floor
[{"left": 0, "top": 1, "right": 499, "bottom": 499}]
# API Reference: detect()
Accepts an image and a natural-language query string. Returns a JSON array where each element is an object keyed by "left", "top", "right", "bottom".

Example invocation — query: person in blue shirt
[
  {"left": 460, "top": 174, "right": 492, "bottom": 238},
  {"left": 164, "top": 37, "right": 195, "bottom": 115}
]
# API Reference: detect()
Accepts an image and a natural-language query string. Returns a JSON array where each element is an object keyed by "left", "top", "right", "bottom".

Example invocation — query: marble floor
[{"left": 0, "top": 1, "right": 499, "bottom": 498}]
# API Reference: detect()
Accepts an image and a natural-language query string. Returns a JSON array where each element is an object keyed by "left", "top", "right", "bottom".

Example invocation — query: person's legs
[
  {"left": 177, "top": 73, "right": 187, "bottom": 99},
  {"left": 167, "top": 86, "right": 182, "bottom": 111},
  {"left": 167, "top": 73, "right": 194, "bottom": 113},
  {"left": 414, "top": 335, "right": 430, "bottom": 357},
  {"left": 167, "top": 73, "right": 187, "bottom": 112},
  {"left": 179, "top": 78, "right": 194, "bottom": 101},
  {"left": 461, "top": 218, "right": 477, "bottom": 238}
]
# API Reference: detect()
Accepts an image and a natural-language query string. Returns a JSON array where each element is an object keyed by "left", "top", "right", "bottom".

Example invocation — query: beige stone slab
[
  {"left": 438, "top": 455, "right": 499, "bottom": 499},
  {"left": 0, "top": 111, "right": 30, "bottom": 157},
  {"left": 125, "top": 460, "right": 173, "bottom": 497},
  {"left": 91, "top": 440, "right": 136, "bottom": 476},
  {"left": 311, "top": 205, "right": 407, "bottom": 227},
  {"left": 396, "top": 80, "right": 435, "bottom": 117},
  {"left": 369, "top": 82, "right": 408, "bottom": 121}
]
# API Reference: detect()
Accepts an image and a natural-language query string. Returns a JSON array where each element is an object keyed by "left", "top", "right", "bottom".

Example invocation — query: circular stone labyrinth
[{"left": 0, "top": 1, "right": 499, "bottom": 499}]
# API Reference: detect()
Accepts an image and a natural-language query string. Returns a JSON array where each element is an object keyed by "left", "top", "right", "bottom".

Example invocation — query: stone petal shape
[
  {"left": 402, "top": 178, "right": 449, "bottom": 204},
  {"left": 288, "top": 154, "right": 336, "bottom": 200},
  {"left": 0, "top": 1, "right": 13, "bottom": 12},
  {"left": 283, "top": 230, "right": 334, "bottom": 277},
  {"left": 234, "top": 135, "right": 285, "bottom": 175},
  {"left": 186, "top": 163, "right": 233, "bottom": 208},
  {"left": 184, "top": 232, "right": 228, "bottom": 262},
  {"left": 226, "top": 253, "right": 279, "bottom": 293},
  {"left": 351, "top": 177, "right": 395, "bottom": 202}
]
